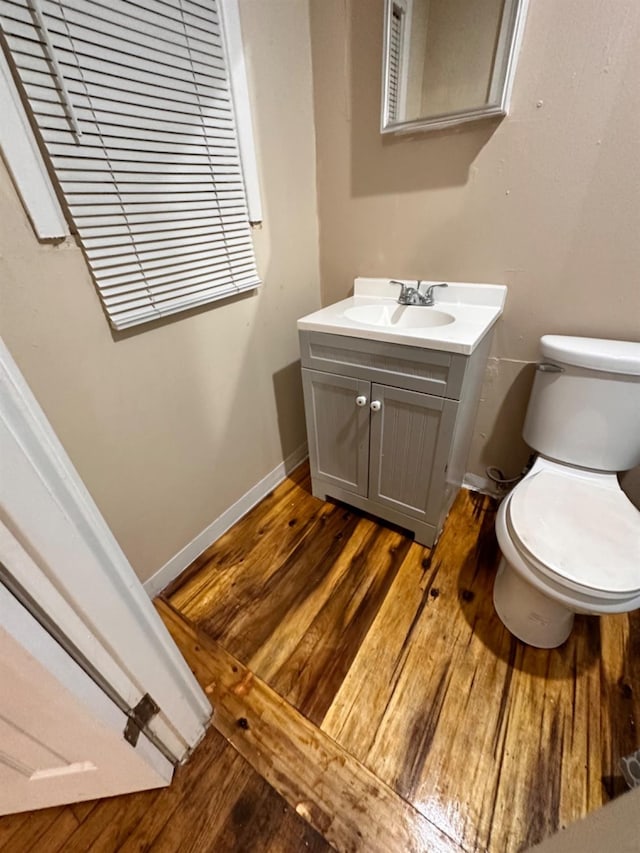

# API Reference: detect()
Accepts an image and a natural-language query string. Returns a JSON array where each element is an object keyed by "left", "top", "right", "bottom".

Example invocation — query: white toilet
[{"left": 493, "top": 335, "right": 640, "bottom": 648}]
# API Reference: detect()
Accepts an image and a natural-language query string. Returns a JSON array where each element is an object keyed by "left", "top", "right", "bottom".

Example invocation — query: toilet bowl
[
  {"left": 494, "top": 458, "right": 640, "bottom": 647},
  {"left": 492, "top": 335, "right": 640, "bottom": 648}
]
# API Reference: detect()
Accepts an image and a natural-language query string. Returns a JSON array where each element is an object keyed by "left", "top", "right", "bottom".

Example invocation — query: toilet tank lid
[{"left": 540, "top": 335, "right": 640, "bottom": 376}]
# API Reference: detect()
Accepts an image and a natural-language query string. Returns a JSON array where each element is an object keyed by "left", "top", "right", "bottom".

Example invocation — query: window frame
[{"left": 0, "top": 46, "right": 68, "bottom": 239}]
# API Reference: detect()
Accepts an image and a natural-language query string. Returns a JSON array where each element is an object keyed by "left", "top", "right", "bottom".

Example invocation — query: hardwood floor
[
  {"left": 1, "top": 462, "right": 637, "bottom": 851},
  {"left": 166, "top": 464, "right": 414, "bottom": 726},
  {"left": 159, "top": 599, "right": 455, "bottom": 853},
  {"left": 166, "top": 462, "right": 639, "bottom": 853}
]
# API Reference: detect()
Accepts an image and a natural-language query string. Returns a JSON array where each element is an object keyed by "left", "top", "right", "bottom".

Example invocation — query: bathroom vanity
[{"left": 298, "top": 278, "right": 507, "bottom": 546}]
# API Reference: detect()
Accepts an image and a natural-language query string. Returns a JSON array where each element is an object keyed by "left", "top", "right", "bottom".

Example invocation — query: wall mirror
[{"left": 381, "top": 0, "right": 528, "bottom": 134}]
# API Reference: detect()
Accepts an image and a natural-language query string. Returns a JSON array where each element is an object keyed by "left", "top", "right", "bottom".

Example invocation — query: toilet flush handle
[{"left": 537, "top": 362, "right": 565, "bottom": 373}]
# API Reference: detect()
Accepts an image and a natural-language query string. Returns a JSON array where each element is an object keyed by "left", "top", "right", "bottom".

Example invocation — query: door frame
[{"left": 0, "top": 338, "right": 210, "bottom": 762}]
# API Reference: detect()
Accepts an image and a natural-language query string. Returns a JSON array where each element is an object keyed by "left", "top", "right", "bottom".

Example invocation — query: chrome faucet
[{"left": 391, "top": 280, "right": 448, "bottom": 306}]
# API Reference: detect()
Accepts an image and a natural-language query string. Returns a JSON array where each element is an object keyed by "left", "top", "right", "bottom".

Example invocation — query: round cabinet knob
[
  {"left": 355, "top": 395, "right": 367, "bottom": 407},
  {"left": 370, "top": 400, "right": 381, "bottom": 412}
]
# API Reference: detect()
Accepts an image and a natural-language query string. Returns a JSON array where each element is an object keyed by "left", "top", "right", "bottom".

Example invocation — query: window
[{"left": 0, "top": 0, "right": 261, "bottom": 330}]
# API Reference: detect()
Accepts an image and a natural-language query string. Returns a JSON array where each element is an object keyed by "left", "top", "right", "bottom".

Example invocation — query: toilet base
[{"left": 493, "top": 557, "right": 574, "bottom": 648}]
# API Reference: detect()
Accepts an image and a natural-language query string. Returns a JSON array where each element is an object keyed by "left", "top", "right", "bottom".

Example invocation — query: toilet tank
[{"left": 523, "top": 336, "right": 640, "bottom": 472}]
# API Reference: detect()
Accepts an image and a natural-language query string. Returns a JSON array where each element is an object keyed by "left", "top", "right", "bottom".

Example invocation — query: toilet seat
[{"left": 506, "top": 470, "right": 640, "bottom": 598}]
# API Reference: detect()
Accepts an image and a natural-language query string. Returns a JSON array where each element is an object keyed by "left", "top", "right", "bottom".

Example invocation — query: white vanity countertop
[{"left": 297, "top": 278, "right": 508, "bottom": 355}]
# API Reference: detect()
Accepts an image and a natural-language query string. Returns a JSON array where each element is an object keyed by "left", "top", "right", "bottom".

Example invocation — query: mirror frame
[{"left": 381, "top": 0, "right": 529, "bottom": 134}]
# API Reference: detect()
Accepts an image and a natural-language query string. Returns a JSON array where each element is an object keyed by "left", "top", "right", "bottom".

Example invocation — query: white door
[
  {"left": 0, "top": 338, "right": 211, "bottom": 813},
  {"left": 0, "top": 572, "right": 172, "bottom": 815}
]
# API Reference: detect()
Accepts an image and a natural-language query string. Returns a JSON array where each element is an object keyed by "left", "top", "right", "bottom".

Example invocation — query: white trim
[
  {"left": 500, "top": 0, "right": 529, "bottom": 112},
  {"left": 144, "top": 443, "right": 308, "bottom": 599},
  {"left": 0, "top": 337, "right": 210, "bottom": 761},
  {"left": 0, "top": 49, "right": 68, "bottom": 240},
  {"left": 488, "top": 0, "right": 516, "bottom": 105},
  {"left": 462, "top": 473, "right": 502, "bottom": 499},
  {"left": 218, "top": 0, "right": 263, "bottom": 223}
]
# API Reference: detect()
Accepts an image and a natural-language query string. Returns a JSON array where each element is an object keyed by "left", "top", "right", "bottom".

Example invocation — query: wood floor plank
[
  {"left": 320, "top": 489, "right": 639, "bottom": 852},
  {"left": 252, "top": 517, "right": 412, "bottom": 724},
  {"left": 157, "top": 598, "right": 460, "bottom": 853},
  {"left": 182, "top": 760, "right": 329, "bottom": 853},
  {"left": 321, "top": 501, "right": 512, "bottom": 850},
  {"left": 60, "top": 788, "right": 161, "bottom": 853},
  {"left": 152, "top": 730, "right": 331, "bottom": 853},
  {"left": 0, "top": 806, "right": 68, "bottom": 853},
  {"left": 320, "top": 540, "right": 435, "bottom": 756},
  {"left": 29, "top": 808, "right": 81, "bottom": 853},
  {"left": 244, "top": 514, "right": 379, "bottom": 684},
  {"left": 146, "top": 739, "right": 253, "bottom": 851},
  {"left": 145, "top": 741, "right": 332, "bottom": 853},
  {"left": 167, "top": 460, "right": 413, "bottom": 725},
  {"left": 166, "top": 463, "right": 320, "bottom": 617},
  {"left": 190, "top": 501, "right": 359, "bottom": 658},
  {"left": 218, "top": 782, "right": 331, "bottom": 853},
  {"left": 229, "top": 784, "right": 333, "bottom": 853},
  {"left": 0, "top": 813, "right": 28, "bottom": 850},
  {"left": 598, "top": 613, "right": 640, "bottom": 797},
  {"left": 68, "top": 800, "right": 98, "bottom": 823},
  {"left": 478, "top": 625, "right": 619, "bottom": 852},
  {"left": 204, "top": 502, "right": 361, "bottom": 657},
  {"left": 116, "top": 725, "right": 230, "bottom": 852}
]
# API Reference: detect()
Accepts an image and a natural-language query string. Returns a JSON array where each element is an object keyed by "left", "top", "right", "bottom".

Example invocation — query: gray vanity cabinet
[
  {"left": 301, "top": 370, "right": 458, "bottom": 519},
  {"left": 299, "top": 329, "right": 490, "bottom": 547}
]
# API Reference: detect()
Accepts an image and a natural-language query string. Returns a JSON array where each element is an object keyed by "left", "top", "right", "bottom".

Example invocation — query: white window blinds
[{"left": 0, "top": 0, "right": 261, "bottom": 330}]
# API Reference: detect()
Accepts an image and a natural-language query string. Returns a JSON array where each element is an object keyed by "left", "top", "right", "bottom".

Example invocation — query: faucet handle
[
  {"left": 424, "top": 282, "right": 448, "bottom": 304},
  {"left": 390, "top": 280, "right": 413, "bottom": 303}
]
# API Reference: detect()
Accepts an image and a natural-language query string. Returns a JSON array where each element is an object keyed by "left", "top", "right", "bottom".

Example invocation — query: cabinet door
[
  {"left": 368, "top": 383, "right": 458, "bottom": 524},
  {"left": 302, "top": 369, "right": 370, "bottom": 497}
]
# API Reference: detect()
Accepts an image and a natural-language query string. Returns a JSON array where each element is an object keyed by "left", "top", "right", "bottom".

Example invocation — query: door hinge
[{"left": 123, "top": 693, "right": 160, "bottom": 747}]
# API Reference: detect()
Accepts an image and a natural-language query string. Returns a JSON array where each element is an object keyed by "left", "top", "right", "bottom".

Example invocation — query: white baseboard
[
  {"left": 462, "top": 472, "right": 502, "bottom": 498},
  {"left": 143, "top": 443, "right": 308, "bottom": 599}
]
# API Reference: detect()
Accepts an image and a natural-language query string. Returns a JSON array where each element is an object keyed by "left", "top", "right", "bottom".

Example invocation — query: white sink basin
[
  {"left": 343, "top": 303, "right": 455, "bottom": 329},
  {"left": 298, "top": 278, "right": 508, "bottom": 354}
]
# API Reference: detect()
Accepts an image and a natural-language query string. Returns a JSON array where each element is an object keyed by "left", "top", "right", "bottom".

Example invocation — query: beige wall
[
  {"left": 0, "top": 0, "right": 320, "bottom": 583},
  {"left": 310, "top": 0, "right": 640, "bottom": 479}
]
